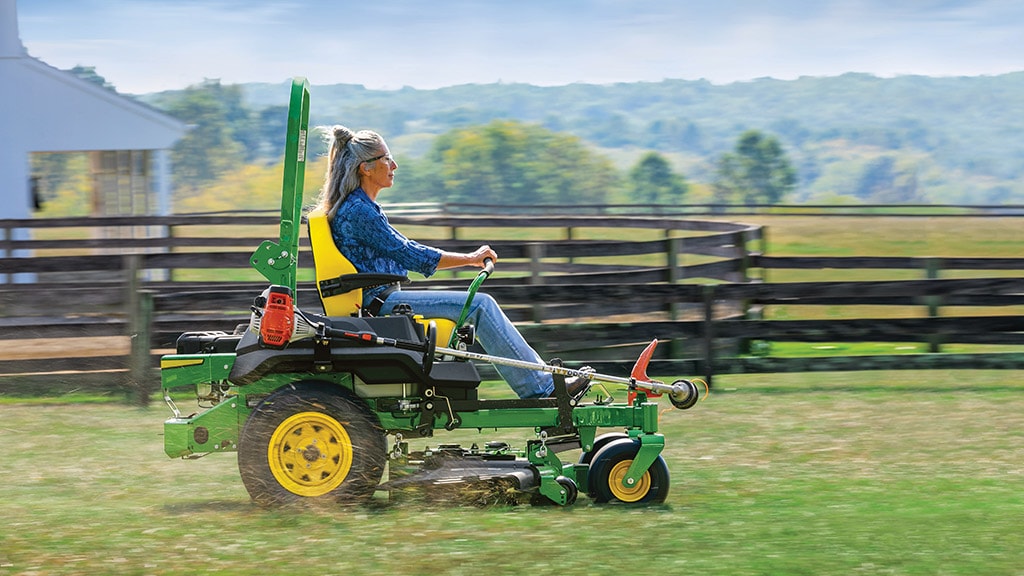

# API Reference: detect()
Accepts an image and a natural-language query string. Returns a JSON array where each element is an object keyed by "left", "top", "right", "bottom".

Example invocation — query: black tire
[
  {"left": 530, "top": 475, "right": 579, "bottom": 507},
  {"left": 588, "top": 438, "right": 670, "bottom": 504},
  {"left": 238, "top": 382, "right": 386, "bottom": 507},
  {"left": 557, "top": 475, "right": 579, "bottom": 506}
]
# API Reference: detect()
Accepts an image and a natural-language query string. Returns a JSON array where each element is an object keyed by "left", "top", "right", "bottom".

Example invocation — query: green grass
[
  {"left": 2, "top": 370, "right": 1023, "bottom": 575},
  {"left": 7, "top": 215, "right": 1020, "bottom": 573},
  {"left": 749, "top": 341, "right": 1024, "bottom": 358},
  {"left": 735, "top": 215, "right": 1024, "bottom": 259}
]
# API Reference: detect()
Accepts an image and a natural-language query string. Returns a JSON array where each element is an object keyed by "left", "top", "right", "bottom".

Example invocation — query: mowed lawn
[
  {"left": 2, "top": 369, "right": 1022, "bottom": 575},
  {"left": 3, "top": 214, "right": 1020, "bottom": 574}
]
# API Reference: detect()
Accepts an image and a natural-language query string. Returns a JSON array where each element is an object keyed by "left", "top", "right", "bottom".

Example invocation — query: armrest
[{"left": 319, "top": 273, "right": 409, "bottom": 298}]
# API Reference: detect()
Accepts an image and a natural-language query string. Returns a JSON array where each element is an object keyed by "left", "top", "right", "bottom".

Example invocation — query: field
[
  {"left": 2, "top": 370, "right": 1023, "bottom": 575},
  {"left": 2, "top": 214, "right": 1022, "bottom": 574}
]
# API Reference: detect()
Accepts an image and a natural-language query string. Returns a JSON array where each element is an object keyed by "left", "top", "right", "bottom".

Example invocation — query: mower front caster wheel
[
  {"left": 588, "top": 438, "right": 670, "bottom": 504},
  {"left": 531, "top": 475, "right": 579, "bottom": 506}
]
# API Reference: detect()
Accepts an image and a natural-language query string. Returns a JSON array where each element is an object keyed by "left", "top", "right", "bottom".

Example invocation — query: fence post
[
  {"left": 759, "top": 225, "right": 769, "bottom": 284},
  {"left": 737, "top": 228, "right": 759, "bottom": 355},
  {"left": 125, "top": 252, "right": 140, "bottom": 329},
  {"left": 925, "top": 257, "right": 942, "bottom": 353},
  {"left": 702, "top": 284, "right": 716, "bottom": 388},
  {"left": 736, "top": 229, "right": 751, "bottom": 284},
  {"left": 124, "top": 254, "right": 156, "bottom": 405},
  {"left": 666, "top": 233, "right": 682, "bottom": 318},
  {"left": 666, "top": 233, "right": 686, "bottom": 359},
  {"left": 129, "top": 290, "right": 155, "bottom": 406},
  {"left": 528, "top": 243, "right": 545, "bottom": 323}
]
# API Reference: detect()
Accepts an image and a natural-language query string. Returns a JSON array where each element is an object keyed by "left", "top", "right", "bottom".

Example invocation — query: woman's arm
[{"left": 437, "top": 245, "right": 497, "bottom": 270}]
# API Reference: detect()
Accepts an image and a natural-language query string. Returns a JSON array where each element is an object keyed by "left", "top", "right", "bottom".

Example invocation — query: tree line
[
  {"left": 33, "top": 77, "right": 796, "bottom": 214},
  {"left": 238, "top": 73, "right": 1024, "bottom": 205},
  {"left": 153, "top": 80, "right": 796, "bottom": 209},
  {"left": 33, "top": 70, "right": 1024, "bottom": 215}
]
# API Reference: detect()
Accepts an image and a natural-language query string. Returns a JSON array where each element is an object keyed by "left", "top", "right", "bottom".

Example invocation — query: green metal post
[{"left": 250, "top": 77, "right": 310, "bottom": 292}]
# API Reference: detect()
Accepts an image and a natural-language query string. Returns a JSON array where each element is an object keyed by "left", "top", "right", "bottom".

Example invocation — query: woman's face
[{"left": 361, "top": 145, "right": 398, "bottom": 194}]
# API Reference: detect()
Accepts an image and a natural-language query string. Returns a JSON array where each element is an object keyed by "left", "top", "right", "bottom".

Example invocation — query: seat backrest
[
  {"left": 307, "top": 209, "right": 362, "bottom": 316},
  {"left": 306, "top": 208, "right": 458, "bottom": 345}
]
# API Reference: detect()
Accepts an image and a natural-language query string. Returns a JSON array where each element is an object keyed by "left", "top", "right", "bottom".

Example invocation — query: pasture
[
  {"left": 2, "top": 213, "right": 1021, "bottom": 574},
  {"left": 2, "top": 369, "right": 1022, "bottom": 575}
]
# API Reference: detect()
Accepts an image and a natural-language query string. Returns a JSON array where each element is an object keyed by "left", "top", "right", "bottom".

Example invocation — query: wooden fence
[{"left": 2, "top": 212, "right": 1023, "bottom": 401}]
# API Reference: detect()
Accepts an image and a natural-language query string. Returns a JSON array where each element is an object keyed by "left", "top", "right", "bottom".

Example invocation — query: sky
[{"left": 14, "top": 0, "right": 1024, "bottom": 95}]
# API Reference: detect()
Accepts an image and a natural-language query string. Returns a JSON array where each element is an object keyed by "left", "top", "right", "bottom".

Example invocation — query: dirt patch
[{"left": 0, "top": 336, "right": 130, "bottom": 360}]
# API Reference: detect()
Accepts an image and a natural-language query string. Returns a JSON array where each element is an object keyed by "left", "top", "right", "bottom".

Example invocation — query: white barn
[{"left": 0, "top": 0, "right": 187, "bottom": 220}]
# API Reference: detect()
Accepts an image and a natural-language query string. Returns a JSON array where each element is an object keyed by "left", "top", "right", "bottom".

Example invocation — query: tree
[
  {"left": 257, "top": 105, "right": 289, "bottom": 161},
  {"left": 576, "top": 112, "right": 634, "bottom": 148},
  {"left": 855, "top": 156, "right": 923, "bottom": 203},
  {"left": 628, "top": 152, "right": 688, "bottom": 204},
  {"left": 67, "top": 65, "right": 116, "bottom": 91},
  {"left": 644, "top": 118, "right": 703, "bottom": 152},
  {"left": 388, "top": 155, "right": 446, "bottom": 203},
  {"left": 161, "top": 80, "right": 246, "bottom": 197},
  {"left": 419, "top": 120, "right": 618, "bottom": 206},
  {"left": 215, "top": 83, "right": 261, "bottom": 163},
  {"left": 713, "top": 130, "right": 797, "bottom": 205}
]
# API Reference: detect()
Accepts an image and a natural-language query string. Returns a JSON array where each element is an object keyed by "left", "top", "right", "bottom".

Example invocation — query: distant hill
[{"left": 219, "top": 73, "right": 1024, "bottom": 204}]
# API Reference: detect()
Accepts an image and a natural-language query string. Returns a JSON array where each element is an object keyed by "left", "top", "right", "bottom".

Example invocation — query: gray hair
[{"left": 316, "top": 125, "right": 387, "bottom": 218}]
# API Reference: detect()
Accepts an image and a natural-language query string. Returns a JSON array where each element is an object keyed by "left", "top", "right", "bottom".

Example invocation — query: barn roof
[
  {"left": 0, "top": 0, "right": 187, "bottom": 152},
  {"left": 0, "top": 0, "right": 187, "bottom": 219}
]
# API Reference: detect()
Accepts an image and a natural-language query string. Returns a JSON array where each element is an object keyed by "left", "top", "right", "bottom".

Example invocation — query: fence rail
[{"left": 2, "top": 211, "right": 1022, "bottom": 401}]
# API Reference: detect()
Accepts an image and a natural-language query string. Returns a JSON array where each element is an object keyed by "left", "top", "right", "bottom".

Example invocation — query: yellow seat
[
  {"left": 308, "top": 209, "right": 362, "bottom": 316},
  {"left": 307, "top": 209, "right": 457, "bottom": 342}
]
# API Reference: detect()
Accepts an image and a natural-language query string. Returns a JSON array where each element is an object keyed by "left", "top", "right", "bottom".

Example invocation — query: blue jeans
[{"left": 381, "top": 290, "right": 553, "bottom": 398}]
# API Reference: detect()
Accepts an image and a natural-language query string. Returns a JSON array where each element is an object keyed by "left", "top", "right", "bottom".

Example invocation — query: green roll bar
[{"left": 250, "top": 77, "right": 311, "bottom": 293}]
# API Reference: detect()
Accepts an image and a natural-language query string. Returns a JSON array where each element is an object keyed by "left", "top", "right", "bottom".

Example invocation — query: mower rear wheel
[
  {"left": 588, "top": 438, "right": 670, "bottom": 504},
  {"left": 238, "top": 382, "right": 386, "bottom": 507}
]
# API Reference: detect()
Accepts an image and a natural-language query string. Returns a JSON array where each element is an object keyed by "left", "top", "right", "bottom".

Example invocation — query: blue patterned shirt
[{"left": 329, "top": 188, "right": 442, "bottom": 306}]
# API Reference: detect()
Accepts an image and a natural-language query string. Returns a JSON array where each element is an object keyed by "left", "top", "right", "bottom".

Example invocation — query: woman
[{"left": 315, "top": 125, "right": 586, "bottom": 399}]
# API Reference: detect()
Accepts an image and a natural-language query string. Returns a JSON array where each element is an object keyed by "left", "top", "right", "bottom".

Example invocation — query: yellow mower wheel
[
  {"left": 267, "top": 411, "right": 354, "bottom": 497},
  {"left": 606, "top": 460, "right": 653, "bottom": 503},
  {"left": 238, "top": 382, "right": 385, "bottom": 506}
]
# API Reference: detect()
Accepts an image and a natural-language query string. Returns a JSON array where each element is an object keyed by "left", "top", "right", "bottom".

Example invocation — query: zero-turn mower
[{"left": 159, "top": 78, "right": 704, "bottom": 507}]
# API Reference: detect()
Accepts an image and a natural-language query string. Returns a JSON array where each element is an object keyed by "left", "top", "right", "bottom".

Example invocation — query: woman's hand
[
  {"left": 467, "top": 245, "right": 497, "bottom": 268},
  {"left": 438, "top": 245, "right": 498, "bottom": 270}
]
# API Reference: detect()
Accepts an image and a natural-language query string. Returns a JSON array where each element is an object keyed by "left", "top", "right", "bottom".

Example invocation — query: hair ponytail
[{"left": 333, "top": 125, "right": 354, "bottom": 149}]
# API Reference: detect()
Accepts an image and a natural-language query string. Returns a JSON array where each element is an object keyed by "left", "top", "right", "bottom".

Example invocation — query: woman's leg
[{"left": 380, "top": 290, "right": 554, "bottom": 399}]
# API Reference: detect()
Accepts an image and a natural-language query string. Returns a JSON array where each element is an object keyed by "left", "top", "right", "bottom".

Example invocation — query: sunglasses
[{"left": 363, "top": 153, "right": 393, "bottom": 165}]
